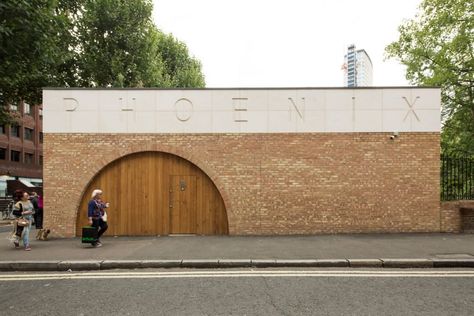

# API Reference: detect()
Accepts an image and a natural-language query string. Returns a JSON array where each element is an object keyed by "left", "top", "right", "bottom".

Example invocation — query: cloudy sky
[{"left": 153, "top": 0, "right": 422, "bottom": 87}]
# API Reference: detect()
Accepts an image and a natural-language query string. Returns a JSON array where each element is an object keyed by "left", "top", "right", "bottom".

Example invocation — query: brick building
[
  {"left": 43, "top": 87, "right": 443, "bottom": 237},
  {"left": 0, "top": 101, "right": 43, "bottom": 196}
]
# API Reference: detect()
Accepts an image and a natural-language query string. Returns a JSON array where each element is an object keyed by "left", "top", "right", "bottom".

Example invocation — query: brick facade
[
  {"left": 0, "top": 101, "right": 43, "bottom": 179},
  {"left": 440, "top": 200, "right": 474, "bottom": 233},
  {"left": 44, "top": 132, "right": 441, "bottom": 237}
]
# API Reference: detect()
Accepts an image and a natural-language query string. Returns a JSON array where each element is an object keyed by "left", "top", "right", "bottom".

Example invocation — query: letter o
[{"left": 174, "top": 98, "right": 193, "bottom": 122}]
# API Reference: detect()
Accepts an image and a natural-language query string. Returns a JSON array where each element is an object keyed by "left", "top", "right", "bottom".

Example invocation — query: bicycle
[{"left": 1, "top": 200, "right": 15, "bottom": 220}]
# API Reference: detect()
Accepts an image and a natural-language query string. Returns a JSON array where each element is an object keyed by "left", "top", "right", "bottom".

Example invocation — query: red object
[{"left": 38, "top": 195, "right": 43, "bottom": 208}]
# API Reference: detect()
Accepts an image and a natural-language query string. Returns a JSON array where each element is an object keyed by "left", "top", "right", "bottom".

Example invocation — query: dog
[{"left": 36, "top": 229, "right": 51, "bottom": 241}]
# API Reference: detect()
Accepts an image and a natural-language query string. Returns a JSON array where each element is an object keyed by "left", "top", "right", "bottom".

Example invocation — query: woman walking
[
  {"left": 12, "top": 190, "right": 34, "bottom": 251},
  {"left": 31, "top": 192, "right": 43, "bottom": 229},
  {"left": 88, "top": 189, "right": 109, "bottom": 247}
]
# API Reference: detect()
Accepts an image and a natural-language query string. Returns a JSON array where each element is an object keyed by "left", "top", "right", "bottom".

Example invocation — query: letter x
[{"left": 402, "top": 96, "right": 420, "bottom": 122}]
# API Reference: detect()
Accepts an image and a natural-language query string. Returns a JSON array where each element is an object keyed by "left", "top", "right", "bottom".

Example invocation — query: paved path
[{"left": 1, "top": 231, "right": 474, "bottom": 261}]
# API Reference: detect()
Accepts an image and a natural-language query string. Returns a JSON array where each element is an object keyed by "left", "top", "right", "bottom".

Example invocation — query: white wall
[{"left": 43, "top": 88, "right": 440, "bottom": 133}]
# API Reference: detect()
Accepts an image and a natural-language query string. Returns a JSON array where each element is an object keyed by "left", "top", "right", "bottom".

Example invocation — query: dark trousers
[
  {"left": 34, "top": 208, "right": 43, "bottom": 229},
  {"left": 15, "top": 224, "right": 24, "bottom": 237},
  {"left": 92, "top": 218, "right": 108, "bottom": 240}
]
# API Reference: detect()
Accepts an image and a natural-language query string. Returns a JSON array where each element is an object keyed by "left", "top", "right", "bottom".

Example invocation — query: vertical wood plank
[{"left": 76, "top": 152, "right": 228, "bottom": 236}]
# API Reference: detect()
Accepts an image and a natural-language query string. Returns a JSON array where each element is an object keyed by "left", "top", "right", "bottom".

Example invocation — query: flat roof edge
[{"left": 43, "top": 86, "right": 440, "bottom": 91}]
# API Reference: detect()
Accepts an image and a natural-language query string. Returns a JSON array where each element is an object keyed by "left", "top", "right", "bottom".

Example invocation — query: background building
[
  {"left": 0, "top": 101, "right": 43, "bottom": 196},
  {"left": 343, "top": 44, "right": 373, "bottom": 87}
]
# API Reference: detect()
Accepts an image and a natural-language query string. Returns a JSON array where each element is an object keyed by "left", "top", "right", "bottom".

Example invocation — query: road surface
[{"left": 1, "top": 268, "right": 473, "bottom": 315}]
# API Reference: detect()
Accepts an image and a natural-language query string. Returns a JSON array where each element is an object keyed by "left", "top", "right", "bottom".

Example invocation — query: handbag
[
  {"left": 82, "top": 226, "right": 99, "bottom": 244},
  {"left": 17, "top": 217, "right": 29, "bottom": 227}
]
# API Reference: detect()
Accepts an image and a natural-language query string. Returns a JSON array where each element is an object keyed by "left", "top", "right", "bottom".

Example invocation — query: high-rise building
[{"left": 342, "top": 44, "right": 373, "bottom": 87}]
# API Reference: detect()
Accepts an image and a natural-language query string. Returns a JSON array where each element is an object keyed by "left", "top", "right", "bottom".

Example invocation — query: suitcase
[{"left": 81, "top": 226, "right": 98, "bottom": 244}]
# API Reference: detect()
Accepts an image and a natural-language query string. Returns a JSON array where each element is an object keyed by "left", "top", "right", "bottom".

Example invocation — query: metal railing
[
  {"left": 441, "top": 155, "right": 474, "bottom": 201},
  {"left": 0, "top": 196, "right": 14, "bottom": 220}
]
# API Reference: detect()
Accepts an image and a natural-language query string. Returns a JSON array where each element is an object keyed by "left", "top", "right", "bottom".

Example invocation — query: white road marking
[{"left": 1, "top": 270, "right": 474, "bottom": 281}]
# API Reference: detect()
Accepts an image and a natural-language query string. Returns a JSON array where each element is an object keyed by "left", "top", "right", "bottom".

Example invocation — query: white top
[{"left": 43, "top": 88, "right": 441, "bottom": 133}]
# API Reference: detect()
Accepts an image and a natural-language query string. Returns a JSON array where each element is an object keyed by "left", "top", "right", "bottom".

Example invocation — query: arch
[{"left": 75, "top": 149, "right": 230, "bottom": 236}]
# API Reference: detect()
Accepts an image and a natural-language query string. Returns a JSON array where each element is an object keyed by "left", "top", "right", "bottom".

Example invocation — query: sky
[{"left": 153, "top": 0, "right": 422, "bottom": 88}]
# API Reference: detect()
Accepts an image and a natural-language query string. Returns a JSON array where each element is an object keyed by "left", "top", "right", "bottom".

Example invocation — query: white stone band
[{"left": 43, "top": 88, "right": 441, "bottom": 133}]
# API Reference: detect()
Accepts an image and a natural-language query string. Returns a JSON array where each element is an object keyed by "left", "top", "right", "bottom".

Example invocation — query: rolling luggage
[{"left": 81, "top": 226, "right": 98, "bottom": 244}]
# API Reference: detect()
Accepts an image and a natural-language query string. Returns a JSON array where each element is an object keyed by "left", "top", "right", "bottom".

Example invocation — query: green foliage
[
  {"left": 0, "top": 104, "right": 17, "bottom": 125},
  {"left": 0, "top": 0, "right": 205, "bottom": 124},
  {"left": 386, "top": 0, "right": 474, "bottom": 155},
  {"left": 0, "top": 0, "right": 74, "bottom": 123},
  {"left": 155, "top": 31, "right": 206, "bottom": 88},
  {"left": 77, "top": 0, "right": 161, "bottom": 87},
  {"left": 76, "top": 0, "right": 205, "bottom": 88}
]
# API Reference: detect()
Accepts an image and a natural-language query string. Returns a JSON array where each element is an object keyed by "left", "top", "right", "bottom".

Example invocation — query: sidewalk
[
  {"left": 1, "top": 231, "right": 473, "bottom": 270},
  {"left": 0, "top": 220, "right": 13, "bottom": 228}
]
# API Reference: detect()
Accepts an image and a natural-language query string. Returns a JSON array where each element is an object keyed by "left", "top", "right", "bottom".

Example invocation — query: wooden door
[
  {"left": 76, "top": 151, "right": 228, "bottom": 236},
  {"left": 169, "top": 175, "right": 197, "bottom": 234}
]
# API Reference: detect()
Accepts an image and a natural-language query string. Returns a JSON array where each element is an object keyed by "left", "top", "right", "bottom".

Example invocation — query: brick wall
[
  {"left": 0, "top": 101, "right": 43, "bottom": 179},
  {"left": 44, "top": 132, "right": 441, "bottom": 237},
  {"left": 440, "top": 200, "right": 474, "bottom": 233}
]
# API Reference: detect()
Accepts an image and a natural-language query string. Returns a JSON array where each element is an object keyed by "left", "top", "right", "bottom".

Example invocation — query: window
[
  {"left": 39, "top": 108, "right": 43, "bottom": 117},
  {"left": 24, "top": 103, "right": 31, "bottom": 115},
  {"left": 11, "top": 150, "right": 21, "bottom": 162},
  {"left": 39, "top": 155, "right": 43, "bottom": 166},
  {"left": 11, "top": 125, "right": 20, "bottom": 138},
  {"left": 25, "top": 153, "right": 34, "bottom": 164},
  {"left": 0, "top": 125, "right": 5, "bottom": 134},
  {"left": 24, "top": 128, "right": 34, "bottom": 141},
  {"left": 39, "top": 132, "right": 43, "bottom": 143},
  {"left": 0, "top": 148, "right": 6, "bottom": 160},
  {"left": 9, "top": 103, "right": 18, "bottom": 111}
]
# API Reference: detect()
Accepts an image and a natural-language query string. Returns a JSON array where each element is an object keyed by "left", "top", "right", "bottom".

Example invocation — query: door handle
[{"left": 169, "top": 188, "right": 173, "bottom": 208}]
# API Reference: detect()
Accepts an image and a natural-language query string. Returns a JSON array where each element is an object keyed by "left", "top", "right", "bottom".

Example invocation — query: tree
[
  {"left": 0, "top": 0, "right": 79, "bottom": 122},
  {"left": 155, "top": 30, "right": 206, "bottom": 88},
  {"left": 386, "top": 0, "right": 474, "bottom": 155},
  {"left": 75, "top": 0, "right": 205, "bottom": 88},
  {"left": 0, "top": 0, "right": 205, "bottom": 125},
  {"left": 76, "top": 0, "right": 163, "bottom": 87}
]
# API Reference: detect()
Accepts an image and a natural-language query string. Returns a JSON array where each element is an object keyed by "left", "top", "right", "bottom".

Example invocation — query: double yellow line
[{"left": 1, "top": 270, "right": 474, "bottom": 281}]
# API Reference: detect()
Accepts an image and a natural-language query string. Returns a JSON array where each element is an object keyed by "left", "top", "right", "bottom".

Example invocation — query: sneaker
[
  {"left": 13, "top": 240, "right": 19, "bottom": 248},
  {"left": 25, "top": 246, "right": 31, "bottom": 251},
  {"left": 95, "top": 243, "right": 102, "bottom": 248}
]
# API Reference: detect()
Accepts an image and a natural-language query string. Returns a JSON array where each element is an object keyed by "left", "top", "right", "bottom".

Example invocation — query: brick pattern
[
  {"left": 44, "top": 132, "right": 441, "bottom": 237},
  {"left": 0, "top": 101, "right": 43, "bottom": 178},
  {"left": 440, "top": 201, "right": 474, "bottom": 233},
  {"left": 461, "top": 208, "right": 474, "bottom": 233}
]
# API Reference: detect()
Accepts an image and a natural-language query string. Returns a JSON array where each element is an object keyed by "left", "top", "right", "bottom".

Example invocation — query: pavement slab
[{"left": 0, "top": 232, "right": 474, "bottom": 270}]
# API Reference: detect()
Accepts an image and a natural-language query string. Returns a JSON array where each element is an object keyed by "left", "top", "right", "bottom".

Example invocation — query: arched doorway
[{"left": 76, "top": 151, "right": 228, "bottom": 236}]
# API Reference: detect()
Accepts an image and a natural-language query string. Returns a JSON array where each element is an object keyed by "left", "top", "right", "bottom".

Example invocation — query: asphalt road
[{"left": 1, "top": 269, "right": 473, "bottom": 315}]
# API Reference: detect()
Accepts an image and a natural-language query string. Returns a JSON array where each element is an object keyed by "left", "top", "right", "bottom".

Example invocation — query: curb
[
  {"left": 0, "top": 259, "right": 473, "bottom": 271},
  {"left": 381, "top": 259, "right": 434, "bottom": 268}
]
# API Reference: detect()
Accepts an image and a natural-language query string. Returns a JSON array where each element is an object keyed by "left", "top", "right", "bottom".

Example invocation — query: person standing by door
[
  {"left": 37, "top": 193, "right": 44, "bottom": 229},
  {"left": 88, "top": 189, "right": 109, "bottom": 247},
  {"left": 30, "top": 192, "right": 41, "bottom": 229}
]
